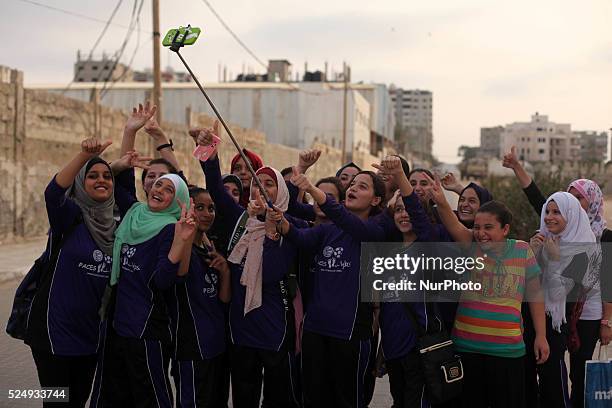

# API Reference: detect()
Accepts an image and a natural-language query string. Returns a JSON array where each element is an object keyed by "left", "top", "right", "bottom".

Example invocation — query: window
[
  {"left": 539, "top": 149, "right": 545, "bottom": 154},
  {"left": 92, "top": 66, "right": 98, "bottom": 71},
  {"left": 527, "top": 148, "right": 530, "bottom": 154}
]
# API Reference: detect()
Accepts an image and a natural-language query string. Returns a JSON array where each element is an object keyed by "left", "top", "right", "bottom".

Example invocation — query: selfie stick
[{"left": 167, "top": 26, "right": 272, "bottom": 205}]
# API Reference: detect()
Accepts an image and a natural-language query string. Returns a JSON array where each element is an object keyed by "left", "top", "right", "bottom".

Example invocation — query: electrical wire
[
  {"left": 198, "top": 0, "right": 326, "bottom": 95},
  {"left": 54, "top": 0, "right": 131, "bottom": 95},
  {"left": 199, "top": 0, "right": 267, "bottom": 70},
  {"left": 15, "top": 0, "right": 149, "bottom": 33},
  {"left": 99, "top": 0, "right": 145, "bottom": 97},
  {"left": 87, "top": 0, "right": 124, "bottom": 60}
]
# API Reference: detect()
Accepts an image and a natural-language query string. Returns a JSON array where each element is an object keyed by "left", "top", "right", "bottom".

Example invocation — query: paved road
[{"left": 1, "top": 281, "right": 45, "bottom": 408}]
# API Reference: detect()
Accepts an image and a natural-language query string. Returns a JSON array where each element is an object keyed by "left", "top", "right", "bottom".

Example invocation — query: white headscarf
[
  {"left": 228, "top": 167, "right": 289, "bottom": 315},
  {"left": 539, "top": 192, "right": 599, "bottom": 331}
]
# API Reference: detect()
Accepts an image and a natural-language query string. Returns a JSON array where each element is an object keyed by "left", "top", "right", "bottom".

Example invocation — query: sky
[{"left": 3, "top": 0, "right": 611, "bottom": 163}]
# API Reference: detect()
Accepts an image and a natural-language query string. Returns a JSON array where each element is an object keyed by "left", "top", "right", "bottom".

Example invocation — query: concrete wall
[
  {"left": 39, "top": 82, "right": 391, "bottom": 157},
  {"left": 1, "top": 67, "right": 382, "bottom": 243}
]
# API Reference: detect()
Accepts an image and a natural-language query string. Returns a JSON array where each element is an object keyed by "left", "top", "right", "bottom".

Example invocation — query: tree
[{"left": 483, "top": 170, "right": 573, "bottom": 240}]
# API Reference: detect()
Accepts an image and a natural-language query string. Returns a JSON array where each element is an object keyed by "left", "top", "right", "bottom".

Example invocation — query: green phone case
[{"left": 162, "top": 27, "right": 201, "bottom": 47}]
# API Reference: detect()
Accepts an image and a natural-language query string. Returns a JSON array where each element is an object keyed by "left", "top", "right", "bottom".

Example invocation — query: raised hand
[
  {"left": 176, "top": 199, "right": 197, "bottom": 241},
  {"left": 143, "top": 116, "right": 166, "bottom": 142},
  {"left": 81, "top": 137, "right": 112, "bottom": 158},
  {"left": 423, "top": 172, "right": 447, "bottom": 205},
  {"left": 265, "top": 206, "right": 283, "bottom": 234},
  {"left": 111, "top": 150, "right": 152, "bottom": 174},
  {"left": 297, "top": 149, "right": 322, "bottom": 174},
  {"left": 502, "top": 146, "right": 520, "bottom": 169},
  {"left": 372, "top": 156, "right": 402, "bottom": 177},
  {"left": 290, "top": 167, "right": 314, "bottom": 192},
  {"left": 247, "top": 189, "right": 267, "bottom": 217},
  {"left": 125, "top": 102, "right": 157, "bottom": 133},
  {"left": 189, "top": 120, "right": 220, "bottom": 146},
  {"left": 529, "top": 233, "right": 545, "bottom": 254},
  {"left": 441, "top": 172, "right": 463, "bottom": 193},
  {"left": 129, "top": 151, "right": 153, "bottom": 170}
]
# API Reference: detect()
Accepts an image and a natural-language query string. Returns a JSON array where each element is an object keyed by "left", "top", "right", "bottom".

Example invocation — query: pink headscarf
[
  {"left": 227, "top": 167, "right": 289, "bottom": 315},
  {"left": 567, "top": 179, "right": 606, "bottom": 240}
]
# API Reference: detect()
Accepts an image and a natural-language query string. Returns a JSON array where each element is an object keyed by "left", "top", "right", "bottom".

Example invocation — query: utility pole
[
  {"left": 341, "top": 62, "right": 348, "bottom": 164},
  {"left": 152, "top": 0, "right": 162, "bottom": 126}
]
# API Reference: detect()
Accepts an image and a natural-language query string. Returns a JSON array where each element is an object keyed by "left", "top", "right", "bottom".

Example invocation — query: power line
[
  {"left": 198, "top": 0, "right": 325, "bottom": 95},
  {"left": 60, "top": 0, "right": 126, "bottom": 95},
  {"left": 87, "top": 0, "right": 124, "bottom": 60},
  {"left": 100, "top": 0, "right": 145, "bottom": 98},
  {"left": 199, "top": 0, "right": 267, "bottom": 70},
  {"left": 15, "top": 0, "right": 150, "bottom": 33},
  {"left": 101, "top": 10, "right": 151, "bottom": 97}
]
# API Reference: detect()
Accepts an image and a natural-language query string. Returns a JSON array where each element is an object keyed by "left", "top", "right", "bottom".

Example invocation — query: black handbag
[
  {"left": 6, "top": 219, "right": 80, "bottom": 341},
  {"left": 402, "top": 303, "right": 464, "bottom": 404}
]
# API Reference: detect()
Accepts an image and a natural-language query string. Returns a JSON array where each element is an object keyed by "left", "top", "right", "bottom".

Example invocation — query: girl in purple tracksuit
[
  {"left": 274, "top": 168, "right": 388, "bottom": 408},
  {"left": 374, "top": 157, "right": 442, "bottom": 408},
  {"left": 168, "top": 187, "right": 232, "bottom": 407},
  {"left": 100, "top": 172, "right": 196, "bottom": 408},
  {"left": 26, "top": 138, "right": 132, "bottom": 408}
]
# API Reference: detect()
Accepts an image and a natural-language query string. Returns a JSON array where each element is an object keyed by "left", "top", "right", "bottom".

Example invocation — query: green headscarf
[{"left": 110, "top": 174, "right": 189, "bottom": 285}]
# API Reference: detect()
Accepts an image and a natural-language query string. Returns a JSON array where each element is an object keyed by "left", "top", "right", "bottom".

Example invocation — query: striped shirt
[{"left": 452, "top": 239, "right": 540, "bottom": 358}]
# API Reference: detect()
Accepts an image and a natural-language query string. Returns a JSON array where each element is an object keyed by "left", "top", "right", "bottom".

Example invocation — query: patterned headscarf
[{"left": 567, "top": 179, "right": 606, "bottom": 240}]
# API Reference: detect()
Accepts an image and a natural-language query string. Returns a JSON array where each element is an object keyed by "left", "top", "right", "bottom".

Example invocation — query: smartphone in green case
[{"left": 162, "top": 26, "right": 201, "bottom": 47}]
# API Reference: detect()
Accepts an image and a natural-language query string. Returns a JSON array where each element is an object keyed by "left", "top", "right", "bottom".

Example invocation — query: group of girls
[{"left": 21, "top": 100, "right": 610, "bottom": 408}]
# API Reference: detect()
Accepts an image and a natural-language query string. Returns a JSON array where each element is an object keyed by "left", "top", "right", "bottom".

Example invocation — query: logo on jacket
[
  {"left": 122, "top": 245, "right": 136, "bottom": 258},
  {"left": 93, "top": 250, "right": 104, "bottom": 263},
  {"left": 318, "top": 246, "right": 350, "bottom": 272},
  {"left": 78, "top": 249, "right": 112, "bottom": 277},
  {"left": 203, "top": 273, "right": 218, "bottom": 297},
  {"left": 121, "top": 245, "right": 140, "bottom": 272}
]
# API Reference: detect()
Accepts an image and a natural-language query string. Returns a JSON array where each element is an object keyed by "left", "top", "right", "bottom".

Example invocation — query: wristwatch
[
  {"left": 156, "top": 139, "right": 174, "bottom": 151},
  {"left": 601, "top": 319, "right": 612, "bottom": 328}
]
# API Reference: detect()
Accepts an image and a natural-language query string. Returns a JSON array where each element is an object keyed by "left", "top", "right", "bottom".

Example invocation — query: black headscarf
[
  {"left": 460, "top": 182, "right": 493, "bottom": 207},
  {"left": 222, "top": 173, "right": 243, "bottom": 198},
  {"left": 335, "top": 162, "right": 361, "bottom": 177}
]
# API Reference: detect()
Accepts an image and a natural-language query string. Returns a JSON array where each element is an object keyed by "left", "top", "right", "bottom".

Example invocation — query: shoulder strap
[
  {"left": 227, "top": 211, "right": 249, "bottom": 254},
  {"left": 47, "top": 213, "right": 83, "bottom": 263}
]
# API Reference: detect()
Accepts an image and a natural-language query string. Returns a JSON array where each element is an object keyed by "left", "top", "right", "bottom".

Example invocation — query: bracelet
[{"left": 156, "top": 139, "right": 174, "bottom": 151}]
